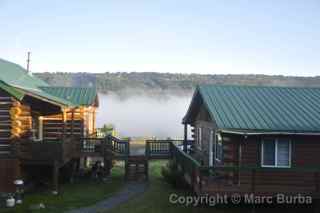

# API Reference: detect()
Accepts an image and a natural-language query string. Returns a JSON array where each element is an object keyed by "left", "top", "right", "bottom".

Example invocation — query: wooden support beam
[
  {"left": 70, "top": 159, "right": 77, "bottom": 183},
  {"left": 52, "top": 161, "right": 59, "bottom": 195},
  {"left": 183, "top": 123, "right": 188, "bottom": 152},
  {"left": 71, "top": 109, "right": 75, "bottom": 137},
  {"left": 145, "top": 161, "right": 149, "bottom": 181},
  {"left": 62, "top": 110, "right": 67, "bottom": 140}
]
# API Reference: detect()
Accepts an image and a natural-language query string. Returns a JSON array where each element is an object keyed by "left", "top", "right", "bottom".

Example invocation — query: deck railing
[
  {"left": 145, "top": 139, "right": 193, "bottom": 159},
  {"left": 170, "top": 143, "right": 203, "bottom": 192},
  {"left": 80, "top": 137, "right": 105, "bottom": 153},
  {"left": 106, "top": 135, "right": 129, "bottom": 157},
  {"left": 169, "top": 149, "right": 320, "bottom": 196},
  {"left": 17, "top": 137, "right": 77, "bottom": 162},
  {"left": 200, "top": 165, "right": 320, "bottom": 194}
]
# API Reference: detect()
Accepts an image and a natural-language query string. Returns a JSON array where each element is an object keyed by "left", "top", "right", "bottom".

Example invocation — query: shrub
[{"left": 161, "top": 160, "right": 188, "bottom": 189}]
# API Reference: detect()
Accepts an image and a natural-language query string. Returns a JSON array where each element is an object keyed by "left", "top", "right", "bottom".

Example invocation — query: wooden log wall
[
  {"left": 10, "top": 101, "right": 32, "bottom": 139},
  {"left": 43, "top": 119, "right": 83, "bottom": 140},
  {"left": 42, "top": 107, "right": 96, "bottom": 140},
  {"left": 0, "top": 94, "right": 13, "bottom": 144},
  {"left": 0, "top": 89, "right": 22, "bottom": 192}
]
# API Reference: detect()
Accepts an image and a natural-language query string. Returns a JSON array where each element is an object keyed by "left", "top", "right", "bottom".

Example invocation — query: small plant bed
[{"left": 0, "top": 165, "right": 125, "bottom": 213}]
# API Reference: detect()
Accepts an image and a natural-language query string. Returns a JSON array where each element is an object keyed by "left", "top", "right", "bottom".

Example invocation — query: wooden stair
[{"left": 125, "top": 156, "right": 148, "bottom": 182}]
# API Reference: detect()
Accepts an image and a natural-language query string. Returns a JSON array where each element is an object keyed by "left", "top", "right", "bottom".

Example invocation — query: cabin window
[
  {"left": 197, "top": 127, "right": 202, "bottom": 150},
  {"left": 215, "top": 133, "right": 223, "bottom": 161},
  {"left": 261, "top": 138, "right": 291, "bottom": 168}
]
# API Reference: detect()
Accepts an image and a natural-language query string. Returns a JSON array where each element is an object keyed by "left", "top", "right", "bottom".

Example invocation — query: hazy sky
[{"left": 0, "top": 0, "right": 319, "bottom": 76}]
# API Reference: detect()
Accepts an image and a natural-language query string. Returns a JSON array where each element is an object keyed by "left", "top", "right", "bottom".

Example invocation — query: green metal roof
[
  {"left": 40, "top": 87, "right": 97, "bottom": 106},
  {"left": 0, "top": 80, "right": 25, "bottom": 100},
  {"left": 0, "top": 58, "right": 49, "bottom": 90},
  {"left": 0, "top": 58, "right": 97, "bottom": 107},
  {"left": 185, "top": 85, "right": 320, "bottom": 133}
]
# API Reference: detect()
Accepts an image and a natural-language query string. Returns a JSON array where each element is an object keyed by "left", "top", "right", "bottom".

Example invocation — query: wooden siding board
[{"left": 202, "top": 134, "right": 320, "bottom": 196}]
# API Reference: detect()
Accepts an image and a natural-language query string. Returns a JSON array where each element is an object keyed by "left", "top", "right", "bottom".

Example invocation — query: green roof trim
[
  {"left": 0, "top": 80, "right": 25, "bottom": 100},
  {"left": 185, "top": 85, "right": 320, "bottom": 133},
  {"left": 39, "top": 87, "right": 97, "bottom": 106}
]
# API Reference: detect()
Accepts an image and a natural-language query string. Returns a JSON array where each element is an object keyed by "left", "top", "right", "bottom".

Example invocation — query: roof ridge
[
  {"left": 40, "top": 86, "right": 95, "bottom": 89},
  {"left": 198, "top": 84, "right": 320, "bottom": 90}
]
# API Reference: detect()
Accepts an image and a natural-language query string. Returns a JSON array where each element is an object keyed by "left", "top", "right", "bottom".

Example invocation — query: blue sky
[{"left": 0, "top": 0, "right": 319, "bottom": 76}]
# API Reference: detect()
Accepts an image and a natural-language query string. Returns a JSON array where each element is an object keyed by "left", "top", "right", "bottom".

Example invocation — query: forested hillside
[{"left": 34, "top": 72, "right": 320, "bottom": 97}]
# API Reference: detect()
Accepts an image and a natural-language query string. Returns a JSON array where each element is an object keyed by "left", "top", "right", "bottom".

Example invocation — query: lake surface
[{"left": 96, "top": 93, "right": 192, "bottom": 138}]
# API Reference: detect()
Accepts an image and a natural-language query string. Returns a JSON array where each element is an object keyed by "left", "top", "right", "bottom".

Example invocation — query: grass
[
  {"left": 104, "top": 161, "right": 315, "bottom": 213},
  {"left": 104, "top": 160, "right": 235, "bottom": 213},
  {"left": 1, "top": 161, "right": 316, "bottom": 213},
  {"left": 0, "top": 165, "right": 125, "bottom": 213}
]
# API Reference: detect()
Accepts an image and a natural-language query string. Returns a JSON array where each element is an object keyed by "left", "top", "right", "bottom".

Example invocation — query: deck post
[
  {"left": 183, "top": 123, "right": 188, "bottom": 152},
  {"left": 52, "top": 161, "right": 59, "bottom": 195},
  {"left": 145, "top": 141, "right": 150, "bottom": 159},
  {"left": 62, "top": 109, "right": 67, "bottom": 140},
  {"left": 145, "top": 160, "right": 149, "bottom": 181},
  {"left": 70, "top": 159, "right": 77, "bottom": 183},
  {"left": 71, "top": 109, "right": 75, "bottom": 137},
  {"left": 103, "top": 138, "right": 111, "bottom": 177}
]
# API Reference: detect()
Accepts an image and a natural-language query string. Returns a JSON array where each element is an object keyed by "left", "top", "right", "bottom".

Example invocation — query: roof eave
[
  {"left": 14, "top": 86, "right": 72, "bottom": 108},
  {"left": 219, "top": 129, "right": 320, "bottom": 136}
]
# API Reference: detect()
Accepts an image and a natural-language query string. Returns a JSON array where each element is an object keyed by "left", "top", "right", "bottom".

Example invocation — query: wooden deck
[{"left": 17, "top": 138, "right": 78, "bottom": 165}]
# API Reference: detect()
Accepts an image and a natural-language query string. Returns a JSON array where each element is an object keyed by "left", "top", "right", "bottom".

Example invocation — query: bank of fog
[{"left": 96, "top": 93, "right": 192, "bottom": 138}]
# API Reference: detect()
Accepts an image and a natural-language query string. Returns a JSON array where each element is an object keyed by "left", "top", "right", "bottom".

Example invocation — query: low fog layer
[{"left": 96, "top": 93, "right": 192, "bottom": 138}]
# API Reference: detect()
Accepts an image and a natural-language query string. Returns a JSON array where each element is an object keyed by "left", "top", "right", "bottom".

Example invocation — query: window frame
[
  {"left": 215, "top": 133, "right": 223, "bottom": 162},
  {"left": 209, "top": 130, "right": 214, "bottom": 167},
  {"left": 261, "top": 138, "right": 292, "bottom": 168},
  {"left": 197, "top": 127, "right": 202, "bottom": 150}
]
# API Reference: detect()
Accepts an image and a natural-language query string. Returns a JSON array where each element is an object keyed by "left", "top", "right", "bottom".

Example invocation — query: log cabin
[
  {"left": 0, "top": 59, "right": 98, "bottom": 193},
  {"left": 179, "top": 84, "right": 320, "bottom": 198}
]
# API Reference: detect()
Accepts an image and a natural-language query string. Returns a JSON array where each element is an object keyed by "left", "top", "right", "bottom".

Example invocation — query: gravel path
[{"left": 66, "top": 182, "right": 148, "bottom": 213}]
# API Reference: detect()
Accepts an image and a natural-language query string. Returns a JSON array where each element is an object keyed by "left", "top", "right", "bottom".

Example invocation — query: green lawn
[
  {"left": 104, "top": 160, "right": 238, "bottom": 213},
  {"left": 1, "top": 161, "right": 315, "bottom": 213},
  {"left": 0, "top": 165, "right": 125, "bottom": 213}
]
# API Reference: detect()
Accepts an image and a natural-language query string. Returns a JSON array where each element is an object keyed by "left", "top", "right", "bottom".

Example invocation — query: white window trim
[
  {"left": 198, "top": 127, "right": 202, "bottom": 150},
  {"left": 215, "top": 133, "right": 223, "bottom": 162},
  {"left": 261, "top": 138, "right": 292, "bottom": 168},
  {"left": 38, "top": 117, "right": 43, "bottom": 141},
  {"left": 32, "top": 117, "right": 43, "bottom": 142},
  {"left": 209, "top": 130, "right": 214, "bottom": 167}
]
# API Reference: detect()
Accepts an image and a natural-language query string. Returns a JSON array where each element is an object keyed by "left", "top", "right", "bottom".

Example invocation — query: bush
[{"left": 161, "top": 160, "right": 188, "bottom": 189}]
